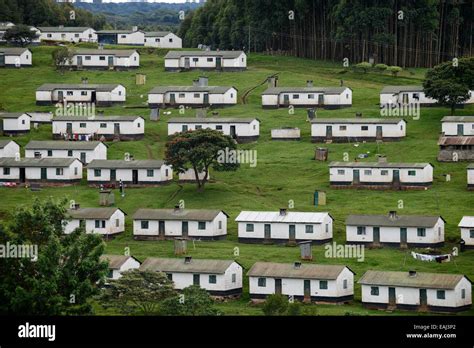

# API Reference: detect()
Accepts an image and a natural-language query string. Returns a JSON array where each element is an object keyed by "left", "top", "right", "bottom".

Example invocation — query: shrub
[
  {"left": 355, "top": 62, "right": 372, "bottom": 73},
  {"left": 374, "top": 64, "right": 388, "bottom": 72},
  {"left": 388, "top": 66, "right": 403, "bottom": 77}
]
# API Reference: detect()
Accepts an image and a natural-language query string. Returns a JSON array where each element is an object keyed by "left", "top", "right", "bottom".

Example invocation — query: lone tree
[
  {"left": 165, "top": 128, "right": 239, "bottom": 191},
  {"left": 3, "top": 25, "right": 38, "bottom": 46},
  {"left": 0, "top": 198, "right": 108, "bottom": 315},
  {"left": 52, "top": 47, "right": 74, "bottom": 74},
  {"left": 160, "top": 285, "right": 221, "bottom": 316},
  {"left": 99, "top": 270, "right": 176, "bottom": 315},
  {"left": 423, "top": 58, "right": 474, "bottom": 115}
]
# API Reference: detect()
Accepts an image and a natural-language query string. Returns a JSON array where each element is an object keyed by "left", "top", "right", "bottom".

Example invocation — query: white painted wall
[
  {"left": 25, "top": 143, "right": 107, "bottom": 164},
  {"left": 37, "top": 85, "right": 126, "bottom": 104},
  {"left": 168, "top": 119, "right": 259, "bottom": 137},
  {"left": 0, "top": 160, "right": 83, "bottom": 182},
  {"left": 87, "top": 164, "right": 173, "bottom": 183},
  {"left": 329, "top": 165, "right": 433, "bottom": 184},
  {"left": 165, "top": 53, "right": 246, "bottom": 69},
  {"left": 2, "top": 114, "right": 30, "bottom": 132},
  {"left": 110, "top": 257, "right": 141, "bottom": 280},
  {"left": 262, "top": 88, "right": 352, "bottom": 106},
  {"left": 117, "top": 31, "right": 145, "bottom": 45},
  {"left": 149, "top": 88, "right": 237, "bottom": 106},
  {"left": 442, "top": 121, "right": 474, "bottom": 136},
  {"left": 380, "top": 91, "right": 437, "bottom": 105},
  {"left": 312, "top": 121, "right": 406, "bottom": 138},
  {"left": 0, "top": 141, "right": 20, "bottom": 158},
  {"left": 145, "top": 33, "right": 182, "bottom": 48},
  {"left": 52, "top": 118, "right": 143, "bottom": 136},
  {"left": 69, "top": 51, "right": 140, "bottom": 68},
  {"left": 40, "top": 28, "right": 97, "bottom": 43},
  {"left": 4, "top": 50, "right": 32, "bottom": 66},
  {"left": 468, "top": 169, "right": 474, "bottom": 186},
  {"left": 63, "top": 209, "right": 125, "bottom": 235}
]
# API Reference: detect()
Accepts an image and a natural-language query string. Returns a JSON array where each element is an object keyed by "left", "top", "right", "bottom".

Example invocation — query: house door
[
  {"left": 326, "top": 125, "right": 332, "bottom": 139},
  {"left": 91, "top": 91, "right": 96, "bottom": 103},
  {"left": 182, "top": 221, "right": 188, "bottom": 237},
  {"left": 230, "top": 125, "right": 236, "bottom": 139},
  {"left": 80, "top": 152, "right": 86, "bottom": 163},
  {"left": 40, "top": 168, "right": 47, "bottom": 180},
  {"left": 264, "top": 224, "right": 271, "bottom": 240},
  {"left": 353, "top": 170, "right": 360, "bottom": 185},
  {"left": 66, "top": 122, "right": 72, "bottom": 134},
  {"left": 304, "top": 280, "right": 311, "bottom": 299},
  {"left": 318, "top": 94, "right": 324, "bottom": 105},
  {"left": 203, "top": 93, "right": 209, "bottom": 105},
  {"left": 114, "top": 123, "right": 120, "bottom": 136},
  {"left": 393, "top": 170, "right": 400, "bottom": 187},
  {"left": 19, "top": 168, "right": 26, "bottom": 183},
  {"left": 388, "top": 287, "right": 396, "bottom": 305},
  {"left": 376, "top": 126, "right": 383, "bottom": 140},
  {"left": 289, "top": 225, "right": 296, "bottom": 241},
  {"left": 110, "top": 169, "right": 116, "bottom": 182},
  {"left": 283, "top": 94, "right": 289, "bottom": 106},
  {"left": 193, "top": 274, "right": 200, "bottom": 285},
  {"left": 184, "top": 57, "right": 190, "bottom": 69},
  {"left": 132, "top": 170, "right": 138, "bottom": 184},
  {"left": 0, "top": 54, "right": 5, "bottom": 67},
  {"left": 158, "top": 221, "right": 165, "bottom": 237},
  {"left": 108, "top": 56, "right": 114, "bottom": 68},
  {"left": 457, "top": 124, "right": 464, "bottom": 135},
  {"left": 216, "top": 57, "right": 222, "bottom": 70},
  {"left": 58, "top": 91, "right": 64, "bottom": 102},
  {"left": 169, "top": 93, "right": 176, "bottom": 105},
  {"left": 400, "top": 228, "right": 407, "bottom": 246},
  {"left": 77, "top": 56, "right": 83, "bottom": 68},
  {"left": 373, "top": 227, "right": 380, "bottom": 244},
  {"left": 275, "top": 279, "right": 282, "bottom": 295},
  {"left": 402, "top": 93, "right": 409, "bottom": 104},
  {"left": 419, "top": 289, "right": 427, "bottom": 307}
]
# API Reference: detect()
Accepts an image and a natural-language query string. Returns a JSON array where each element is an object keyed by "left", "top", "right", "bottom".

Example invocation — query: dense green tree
[
  {"left": 52, "top": 47, "right": 74, "bottom": 74},
  {"left": 3, "top": 24, "right": 38, "bottom": 46},
  {"left": 262, "top": 294, "right": 301, "bottom": 316},
  {"left": 160, "top": 285, "right": 221, "bottom": 316}
]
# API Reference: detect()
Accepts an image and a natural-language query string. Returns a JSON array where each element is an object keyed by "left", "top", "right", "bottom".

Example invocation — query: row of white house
[{"left": 98, "top": 253, "right": 471, "bottom": 312}]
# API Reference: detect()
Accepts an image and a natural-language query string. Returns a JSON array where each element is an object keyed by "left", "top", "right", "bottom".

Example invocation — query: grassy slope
[{"left": 0, "top": 45, "right": 473, "bottom": 316}]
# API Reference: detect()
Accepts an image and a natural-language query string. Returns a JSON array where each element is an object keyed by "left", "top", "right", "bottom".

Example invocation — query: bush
[
  {"left": 388, "top": 66, "right": 403, "bottom": 77},
  {"left": 355, "top": 62, "right": 372, "bottom": 73},
  {"left": 374, "top": 64, "right": 388, "bottom": 72}
]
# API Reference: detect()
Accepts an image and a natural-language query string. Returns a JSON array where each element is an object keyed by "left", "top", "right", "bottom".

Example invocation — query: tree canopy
[{"left": 3, "top": 24, "right": 38, "bottom": 46}]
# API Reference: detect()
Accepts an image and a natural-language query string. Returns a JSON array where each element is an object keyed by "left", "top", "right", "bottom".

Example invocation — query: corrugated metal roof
[
  {"left": 247, "top": 262, "right": 349, "bottom": 279},
  {"left": 0, "top": 112, "right": 30, "bottom": 119},
  {"left": 0, "top": 157, "right": 78, "bottom": 167},
  {"left": 140, "top": 257, "right": 235, "bottom": 274},
  {"left": 74, "top": 49, "right": 137, "bottom": 57},
  {"left": 441, "top": 116, "right": 474, "bottom": 122},
  {"left": 380, "top": 86, "right": 424, "bottom": 94},
  {"left": 235, "top": 211, "right": 329, "bottom": 224},
  {"left": 168, "top": 117, "right": 257, "bottom": 124},
  {"left": 310, "top": 118, "right": 404, "bottom": 124},
  {"left": 262, "top": 86, "right": 348, "bottom": 95},
  {"left": 25, "top": 140, "right": 104, "bottom": 150},
  {"left": 88, "top": 159, "right": 165, "bottom": 169},
  {"left": 148, "top": 86, "right": 234, "bottom": 94},
  {"left": 68, "top": 207, "right": 123, "bottom": 220},
  {"left": 345, "top": 214, "right": 441, "bottom": 228},
  {"left": 38, "top": 26, "right": 92, "bottom": 33},
  {"left": 0, "top": 140, "right": 17, "bottom": 149},
  {"left": 164, "top": 50, "right": 244, "bottom": 59},
  {"left": 438, "top": 136, "right": 474, "bottom": 146},
  {"left": 145, "top": 31, "right": 171, "bottom": 37},
  {"left": 0, "top": 48, "right": 30, "bottom": 55},
  {"left": 329, "top": 161, "right": 430, "bottom": 169},
  {"left": 37, "top": 84, "right": 122, "bottom": 92},
  {"left": 358, "top": 270, "right": 465, "bottom": 289},
  {"left": 52, "top": 115, "right": 141, "bottom": 122},
  {"left": 100, "top": 254, "right": 138, "bottom": 270},
  {"left": 459, "top": 216, "right": 474, "bottom": 228},
  {"left": 133, "top": 208, "right": 224, "bottom": 221}
]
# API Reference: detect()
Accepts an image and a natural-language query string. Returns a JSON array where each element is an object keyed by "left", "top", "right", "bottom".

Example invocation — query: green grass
[{"left": 1, "top": 45, "right": 474, "bottom": 316}]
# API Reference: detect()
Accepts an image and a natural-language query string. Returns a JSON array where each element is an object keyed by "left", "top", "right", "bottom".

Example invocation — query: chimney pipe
[
  {"left": 174, "top": 205, "right": 182, "bottom": 213},
  {"left": 279, "top": 208, "right": 287, "bottom": 216},
  {"left": 294, "top": 261, "right": 302, "bottom": 269},
  {"left": 388, "top": 211, "right": 398, "bottom": 220},
  {"left": 409, "top": 270, "right": 417, "bottom": 277},
  {"left": 306, "top": 80, "right": 313, "bottom": 87},
  {"left": 355, "top": 112, "right": 362, "bottom": 118},
  {"left": 267, "top": 76, "right": 277, "bottom": 88},
  {"left": 198, "top": 76, "right": 208, "bottom": 87},
  {"left": 184, "top": 256, "right": 192, "bottom": 264},
  {"left": 377, "top": 155, "right": 387, "bottom": 163}
]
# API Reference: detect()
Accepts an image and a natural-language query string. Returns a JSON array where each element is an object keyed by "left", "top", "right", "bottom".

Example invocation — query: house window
[
  {"left": 308, "top": 94, "right": 314, "bottom": 99},
  {"left": 118, "top": 91, "right": 122, "bottom": 96},
  {"left": 182, "top": 125, "right": 188, "bottom": 132},
  {"left": 462, "top": 289, "right": 466, "bottom": 299},
  {"left": 47, "top": 150, "right": 53, "bottom": 156},
  {"left": 436, "top": 290, "right": 445, "bottom": 300},
  {"left": 361, "top": 126, "right": 369, "bottom": 131},
  {"left": 381, "top": 170, "right": 388, "bottom": 176},
  {"left": 320, "top": 280, "right": 328, "bottom": 289},
  {"left": 80, "top": 123, "right": 86, "bottom": 128},
  {"left": 195, "top": 125, "right": 202, "bottom": 130},
  {"left": 292, "top": 94, "right": 300, "bottom": 99},
  {"left": 155, "top": 38, "right": 160, "bottom": 42},
  {"left": 74, "top": 167, "right": 78, "bottom": 175},
  {"left": 56, "top": 168, "right": 63, "bottom": 176},
  {"left": 408, "top": 170, "right": 416, "bottom": 176},
  {"left": 22, "top": 119, "right": 25, "bottom": 125},
  {"left": 166, "top": 273, "right": 173, "bottom": 280},
  {"left": 339, "top": 125, "right": 347, "bottom": 131},
  {"left": 81, "top": 91, "right": 87, "bottom": 96},
  {"left": 67, "top": 91, "right": 73, "bottom": 96},
  {"left": 257, "top": 278, "right": 266, "bottom": 287},
  {"left": 193, "top": 58, "right": 199, "bottom": 62},
  {"left": 343, "top": 279, "right": 348, "bottom": 289},
  {"left": 100, "top": 123, "right": 107, "bottom": 128},
  {"left": 305, "top": 225, "right": 313, "bottom": 233},
  {"left": 207, "top": 58, "right": 213, "bottom": 62},
  {"left": 216, "top": 125, "right": 223, "bottom": 130},
  {"left": 370, "top": 287, "right": 379, "bottom": 296},
  {"left": 85, "top": 56, "right": 91, "bottom": 61},
  {"left": 47, "top": 34, "right": 52, "bottom": 38},
  {"left": 246, "top": 224, "right": 254, "bottom": 232},
  {"left": 68, "top": 150, "right": 73, "bottom": 157},
  {"left": 95, "top": 220, "right": 106, "bottom": 228},
  {"left": 165, "top": 169, "right": 169, "bottom": 176},
  {"left": 147, "top": 169, "right": 154, "bottom": 177},
  {"left": 141, "top": 221, "right": 149, "bottom": 229},
  {"left": 218, "top": 221, "right": 222, "bottom": 229},
  {"left": 194, "top": 93, "right": 200, "bottom": 98},
  {"left": 232, "top": 273, "right": 236, "bottom": 283},
  {"left": 357, "top": 226, "right": 366, "bottom": 235},
  {"left": 198, "top": 221, "right": 206, "bottom": 230},
  {"left": 75, "top": 34, "right": 79, "bottom": 38},
  {"left": 179, "top": 93, "right": 185, "bottom": 98},
  {"left": 325, "top": 224, "right": 329, "bottom": 233},
  {"left": 413, "top": 93, "right": 419, "bottom": 100},
  {"left": 99, "top": 56, "right": 105, "bottom": 61},
  {"left": 417, "top": 228, "right": 426, "bottom": 237},
  {"left": 337, "top": 169, "right": 345, "bottom": 175},
  {"left": 3, "top": 168, "right": 10, "bottom": 175},
  {"left": 209, "top": 275, "right": 217, "bottom": 284},
  {"left": 470, "top": 229, "right": 474, "bottom": 238},
  {"left": 115, "top": 219, "right": 119, "bottom": 227},
  {"left": 364, "top": 170, "right": 372, "bottom": 175},
  {"left": 94, "top": 169, "right": 101, "bottom": 177},
  {"left": 169, "top": 38, "right": 173, "bottom": 42},
  {"left": 121, "top": 35, "right": 126, "bottom": 38}
]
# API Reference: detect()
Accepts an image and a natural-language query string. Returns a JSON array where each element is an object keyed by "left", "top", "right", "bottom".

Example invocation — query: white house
[
  {"left": 262, "top": 80, "right": 352, "bottom": 109},
  {"left": 0, "top": 48, "right": 32, "bottom": 67},
  {"left": 64, "top": 207, "right": 126, "bottom": 236},
  {"left": 438, "top": 116, "right": 474, "bottom": 162},
  {"left": 38, "top": 26, "right": 97, "bottom": 43},
  {"left": 0, "top": 113, "right": 31, "bottom": 135},
  {"left": 0, "top": 157, "right": 82, "bottom": 185},
  {"left": 346, "top": 211, "right": 445, "bottom": 248},
  {"left": 459, "top": 216, "right": 474, "bottom": 249},
  {"left": 132, "top": 207, "right": 228, "bottom": 241},
  {"left": 144, "top": 31, "right": 182, "bottom": 48},
  {"left": 25, "top": 140, "right": 107, "bottom": 164},
  {"left": 164, "top": 50, "right": 246, "bottom": 71},
  {"left": 139, "top": 257, "right": 243, "bottom": 297},
  {"left": 87, "top": 159, "right": 173, "bottom": 186},
  {"left": 67, "top": 49, "right": 140, "bottom": 70},
  {"left": 468, "top": 164, "right": 474, "bottom": 190},
  {"left": 248, "top": 262, "right": 354, "bottom": 303},
  {"left": 380, "top": 86, "right": 474, "bottom": 106},
  {"left": 97, "top": 29, "right": 145, "bottom": 46},
  {"left": 101, "top": 254, "right": 141, "bottom": 280},
  {"left": 168, "top": 117, "right": 260, "bottom": 143},
  {"left": 36, "top": 83, "right": 126, "bottom": 106},
  {"left": 52, "top": 115, "right": 144, "bottom": 141},
  {"left": 359, "top": 270, "right": 472, "bottom": 312},
  {"left": 0, "top": 140, "right": 20, "bottom": 158},
  {"left": 329, "top": 160, "right": 434, "bottom": 189},
  {"left": 235, "top": 209, "right": 333, "bottom": 244},
  {"left": 311, "top": 118, "right": 406, "bottom": 143},
  {"left": 148, "top": 77, "right": 237, "bottom": 108},
  {"left": 271, "top": 127, "right": 301, "bottom": 141}
]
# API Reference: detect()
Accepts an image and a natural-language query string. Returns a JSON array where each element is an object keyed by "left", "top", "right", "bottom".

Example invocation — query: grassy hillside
[{"left": 0, "top": 45, "right": 473, "bottom": 316}]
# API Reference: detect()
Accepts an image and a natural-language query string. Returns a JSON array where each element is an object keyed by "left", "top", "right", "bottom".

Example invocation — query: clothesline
[{"left": 411, "top": 251, "right": 452, "bottom": 263}]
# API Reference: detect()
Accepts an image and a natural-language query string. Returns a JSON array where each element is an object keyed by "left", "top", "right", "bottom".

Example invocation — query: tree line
[{"left": 178, "top": 0, "right": 473, "bottom": 68}]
